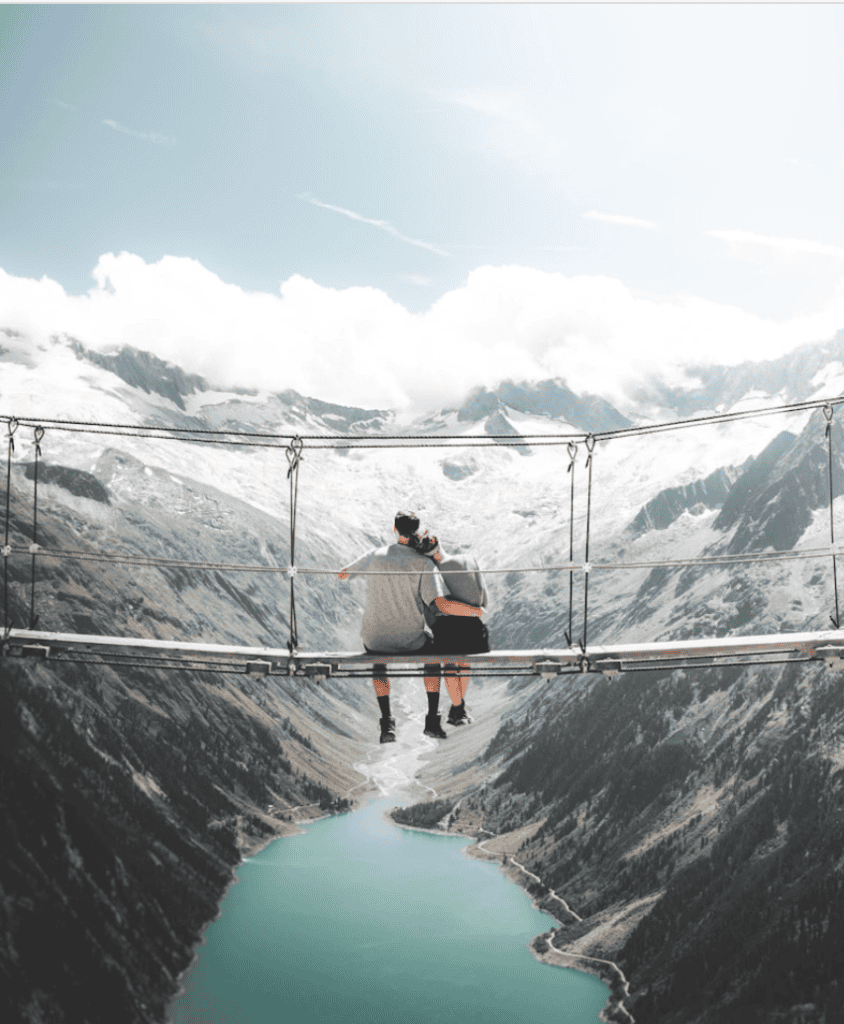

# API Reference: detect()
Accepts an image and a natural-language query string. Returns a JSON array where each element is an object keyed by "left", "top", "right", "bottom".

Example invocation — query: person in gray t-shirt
[
  {"left": 338, "top": 511, "right": 484, "bottom": 744},
  {"left": 422, "top": 535, "right": 489, "bottom": 727}
]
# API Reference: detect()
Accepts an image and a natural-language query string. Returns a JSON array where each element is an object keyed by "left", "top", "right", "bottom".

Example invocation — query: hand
[
  {"left": 416, "top": 530, "right": 440, "bottom": 558},
  {"left": 338, "top": 571, "right": 349, "bottom": 580}
]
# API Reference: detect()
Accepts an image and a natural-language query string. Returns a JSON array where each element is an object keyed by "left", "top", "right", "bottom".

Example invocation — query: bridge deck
[{"left": 3, "top": 628, "right": 844, "bottom": 678}]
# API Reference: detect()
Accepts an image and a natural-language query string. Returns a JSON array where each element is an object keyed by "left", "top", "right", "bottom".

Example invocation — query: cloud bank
[{"left": 1, "top": 253, "right": 843, "bottom": 415}]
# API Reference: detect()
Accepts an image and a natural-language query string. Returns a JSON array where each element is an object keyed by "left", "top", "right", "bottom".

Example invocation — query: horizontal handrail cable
[
  {"left": 2, "top": 394, "right": 841, "bottom": 449},
  {"left": 5, "top": 543, "right": 842, "bottom": 575}
]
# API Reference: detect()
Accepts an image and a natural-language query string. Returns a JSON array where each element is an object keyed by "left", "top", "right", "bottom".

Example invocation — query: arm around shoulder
[{"left": 434, "top": 595, "right": 483, "bottom": 618}]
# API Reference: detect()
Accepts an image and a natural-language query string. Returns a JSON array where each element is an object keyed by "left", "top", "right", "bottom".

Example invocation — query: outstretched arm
[{"left": 434, "top": 596, "right": 484, "bottom": 618}]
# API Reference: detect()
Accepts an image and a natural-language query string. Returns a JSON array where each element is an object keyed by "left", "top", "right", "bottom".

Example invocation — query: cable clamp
[
  {"left": 286, "top": 565, "right": 297, "bottom": 578},
  {"left": 824, "top": 403, "right": 834, "bottom": 438},
  {"left": 286, "top": 436, "right": 304, "bottom": 478},
  {"left": 246, "top": 660, "right": 272, "bottom": 676},
  {"left": 1, "top": 545, "right": 11, "bottom": 558},
  {"left": 29, "top": 543, "right": 41, "bottom": 554},
  {"left": 583, "top": 562, "right": 591, "bottom": 574}
]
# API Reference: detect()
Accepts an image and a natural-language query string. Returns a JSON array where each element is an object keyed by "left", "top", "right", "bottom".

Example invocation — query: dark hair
[{"left": 394, "top": 511, "right": 420, "bottom": 537}]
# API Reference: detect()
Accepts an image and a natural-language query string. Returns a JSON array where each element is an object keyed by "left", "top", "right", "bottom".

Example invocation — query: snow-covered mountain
[
  {"left": 3, "top": 326, "right": 841, "bottom": 635},
  {"left": 5, "top": 324, "right": 844, "bottom": 1024}
]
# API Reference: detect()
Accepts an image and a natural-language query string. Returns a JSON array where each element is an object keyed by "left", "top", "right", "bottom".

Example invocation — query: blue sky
[{"left": 3, "top": 3, "right": 844, "bottom": 412}]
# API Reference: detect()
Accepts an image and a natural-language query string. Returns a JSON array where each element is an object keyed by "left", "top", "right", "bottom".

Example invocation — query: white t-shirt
[{"left": 344, "top": 543, "right": 449, "bottom": 652}]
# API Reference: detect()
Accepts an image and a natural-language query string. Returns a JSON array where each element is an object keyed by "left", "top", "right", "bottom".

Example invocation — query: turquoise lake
[{"left": 170, "top": 797, "right": 609, "bottom": 1023}]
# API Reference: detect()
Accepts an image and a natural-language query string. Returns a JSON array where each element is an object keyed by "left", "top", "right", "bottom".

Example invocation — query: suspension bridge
[{"left": 2, "top": 397, "right": 844, "bottom": 681}]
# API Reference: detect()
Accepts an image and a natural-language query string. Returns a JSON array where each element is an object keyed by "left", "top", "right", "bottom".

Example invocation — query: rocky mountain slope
[
  {"left": 4, "top": 326, "right": 844, "bottom": 1023},
  {"left": 0, "top": 453, "right": 374, "bottom": 1023},
  {"left": 420, "top": 410, "right": 844, "bottom": 1024}
]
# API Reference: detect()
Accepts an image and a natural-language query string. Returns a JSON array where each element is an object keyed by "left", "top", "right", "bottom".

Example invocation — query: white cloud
[
  {"left": 706, "top": 229, "right": 844, "bottom": 261},
  {"left": 53, "top": 99, "right": 77, "bottom": 111},
  {"left": 583, "top": 210, "right": 660, "bottom": 231},
  {"left": 101, "top": 119, "right": 177, "bottom": 146},
  {"left": 2, "top": 254, "right": 843, "bottom": 416},
  {"left": 300, "top": 196, "right": 450, "bottom": 258}
]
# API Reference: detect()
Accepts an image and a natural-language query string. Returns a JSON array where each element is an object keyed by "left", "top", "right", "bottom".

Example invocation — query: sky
[{"left": 3, "top": 2, "right": 844, "bottom": 413}]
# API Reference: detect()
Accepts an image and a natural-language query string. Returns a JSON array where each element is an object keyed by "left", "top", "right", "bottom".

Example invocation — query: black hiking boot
[
  {"left": 447, "top": 701, "right": 471, "bottom": 726},
  {"left": 379, "top": 716, "right": 396, "bottom": 743},
  {"left": 423, "top": 713, "right": 448, "bottom": 739}
]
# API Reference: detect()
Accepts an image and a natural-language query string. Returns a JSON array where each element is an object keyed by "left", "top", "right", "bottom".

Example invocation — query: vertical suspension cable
[
  {"left": 3, "top": 417, "right": 18, "bottom": 632},
  {"left": 565, "top": 441, "right": 577, "bottom": 647},
  {"left": 580, "top": 434, "right": 596, "bottom": 651},
  {"left": 29, "top": 426, "right": 44, "bottom": 630},
  {"left": 824, "top": 405, "right": 840, "bottom": 628},
  {"left": 286, "top": 436, "right": 304, "bottom": 654}
]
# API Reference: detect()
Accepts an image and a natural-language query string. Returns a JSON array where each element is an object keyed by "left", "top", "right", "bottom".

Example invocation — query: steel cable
[
  {"left": 581, "top": 434, "right": 596, "bottom": 651},
  {"left": 565, "top": 441, "right": 577, "bottom": 647},
  {"left": 2, "top": 394, "right": 841, "bottom": 448},
  {"left": 3, "top": 417, "right": 17, "bottom": 632},
  {"left": 824, "top": 405, "right": 840, "bottom": 628},
  {"left": 7, "top": 543, "right": 842, "bottom": 575},
  {"left": 286, "top": 437, "right": 303, "bottom": 654},
  {"left": 29, "top": 426, "right": 44, "bottom": 630}
]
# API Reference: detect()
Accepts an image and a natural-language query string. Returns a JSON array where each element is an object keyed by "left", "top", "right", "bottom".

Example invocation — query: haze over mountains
[{"left": 3, "top": 324, "right": 844, "bottom": 1024}]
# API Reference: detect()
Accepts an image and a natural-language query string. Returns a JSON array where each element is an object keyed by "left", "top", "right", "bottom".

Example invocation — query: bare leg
[
  {"left": 456, "top": 661, "right": 469, "bottom": 703},
  {"left": 442, "top": 664, "right": 461, "bottom": 707},
  {"left": 424, "top": 673, "right": 441, "bottom": 698}
]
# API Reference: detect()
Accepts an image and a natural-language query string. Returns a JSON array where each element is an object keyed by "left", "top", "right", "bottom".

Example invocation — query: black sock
[
  {"left": 427, "top": 691, "right": 440, "bottom": 716},
  {"left": 377, "top": 695, "right": 391, "bottom": 718}
]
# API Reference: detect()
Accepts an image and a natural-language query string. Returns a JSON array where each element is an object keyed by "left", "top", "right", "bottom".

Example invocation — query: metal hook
[
  {"left": 286, "top": 436, "right": 304, "bottom": 478},
  {"left": 824, "top": 404, "right": 835, "bottom": 438},
  {"left": 33, "top": 425, "right": 44, "bottom": 458},
  {"left": 567, "top": 440, "right": 577, "bottom": 472},
  {"left": 7, "top": 417, "right": 18, "bottom": 453},
  {"left": 584, "top": 433, "right": 596, "bottom": 467}
]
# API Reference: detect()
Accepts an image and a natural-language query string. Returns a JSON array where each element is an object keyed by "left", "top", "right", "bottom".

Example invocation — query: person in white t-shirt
[{"left": 338, "top": 511, "right": 483, "bottom": 744}]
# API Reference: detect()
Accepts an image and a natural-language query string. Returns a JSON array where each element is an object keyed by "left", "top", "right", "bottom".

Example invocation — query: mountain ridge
[{"left": 4, "top": 325, "right": 844, "bottom": 1024}]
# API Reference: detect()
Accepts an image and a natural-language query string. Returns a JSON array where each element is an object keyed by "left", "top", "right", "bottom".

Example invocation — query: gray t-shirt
[
  {"left": 344, "top": 543, "right": 449, "bottom": 652},
  {"left": 429, "top": 553, "right": 488, "bottom": 621}
]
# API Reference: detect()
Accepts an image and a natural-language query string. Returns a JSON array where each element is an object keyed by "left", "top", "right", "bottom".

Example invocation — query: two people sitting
[{"left": 338, "top": 511, "right": 489, "bottom": 744}]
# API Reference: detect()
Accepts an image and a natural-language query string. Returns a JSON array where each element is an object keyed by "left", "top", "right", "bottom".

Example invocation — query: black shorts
[{"left": 431, "top": 617, "right": 490, "bottom": 655}]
